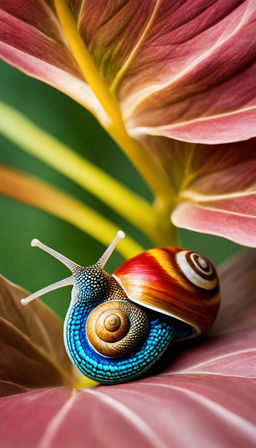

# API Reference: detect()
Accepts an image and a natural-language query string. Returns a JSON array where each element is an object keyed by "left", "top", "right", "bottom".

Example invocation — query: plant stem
[
  {"left": 0, "top": 102, "right": 156, "bottom": 238},
  {"left": 151, "top": 198, "right": 179, "bottom": 247},
  {"left": 107, "top": 126, "right": 173, "bottom": 201},
  {"left": 54, "top": 0, "right": 173, "bottom": 202},
  {"left": 0, "top": 166, "right": 145, "bottom": 259},
  {"left": 54, "top": 0, "right": 123, "bottom": 132}
]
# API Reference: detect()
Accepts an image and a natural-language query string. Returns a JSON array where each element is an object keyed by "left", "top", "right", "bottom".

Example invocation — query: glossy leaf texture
[
  {"left": 144, "top": 135, "right": 256, "bottom": 246},
  {"left": 0, "top": 275, "right": 75, "bottom": 396},
  {"left": 0, "top": 0, "right": 255, "bottom": 144},
  {"left": 1, "top": 0, "right": 256, "bottom": 248},
  {"left": 0, "top": 251, "right": 255, "bottom": 448},
  {"left": 0, "top": 0, "right": 107, "bottom": 121}
]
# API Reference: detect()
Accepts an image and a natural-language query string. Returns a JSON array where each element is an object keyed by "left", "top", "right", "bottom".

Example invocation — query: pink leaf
[
  {"left": 0, "top": 1, "right": 107, "bottom": 121},
  {"left": 1, "top": 2, "right": 255, "bottom": 246},
  {"left": 143, "top": 135, "right": 256, "bottom": 246},
  {"left": 1, "top": 1, "right": 255, "bottom": 143},
  {"left": 172, "top": 202, "right": 256, "bottom": 246},
  {"left": 0, "top": 251, "right": 255, "bottom": 448},
  {"left": 121, "top": 0, "right": 256, "bottom": 144}
]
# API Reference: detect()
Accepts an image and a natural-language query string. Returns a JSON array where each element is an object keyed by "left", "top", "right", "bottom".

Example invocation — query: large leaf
[
  {"left": 0, "top": 0, "right": 255, "bottom": 144},
  {"left": 143, "top": 135, "right": 256, "bottom": 246},
  {"left": 121, "top": 0, "right": 256, "bottom": 144},
  {"left": 0, "top": 275, "right": 74, "bottom": 396},
  {"left": 0, "top": 251, "right": 255, "bottom": 447},
  {"left": 0, "top": 1, "right": 107, "bottom": 121},
  {"left": 1, "top": 1, "right": 256, "bottom": 249}
]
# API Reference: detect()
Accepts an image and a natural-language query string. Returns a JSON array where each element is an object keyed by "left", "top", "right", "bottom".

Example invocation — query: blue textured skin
[
  {"left": 63, "top": 270, "right": 178, "bottom": 384},
  {"left": 65, "top": 301, "right": 174, "bottom": 384}
]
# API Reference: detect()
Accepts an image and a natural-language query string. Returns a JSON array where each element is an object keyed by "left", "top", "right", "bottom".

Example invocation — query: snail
[{"left": 21, "top": 231, "right": 220, "bottom": 384}]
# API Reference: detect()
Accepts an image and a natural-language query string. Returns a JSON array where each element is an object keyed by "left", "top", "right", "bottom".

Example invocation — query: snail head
[{"left": 21, "top": 231, "right": 125, "bottom": 306}]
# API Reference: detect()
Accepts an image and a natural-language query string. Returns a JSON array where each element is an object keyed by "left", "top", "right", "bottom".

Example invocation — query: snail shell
[
  {"left": 86, "top": 300, "right": 149, "bottom": 357},
  {"left": 114, "top": 247, "right": 220, "bottom": 335}
]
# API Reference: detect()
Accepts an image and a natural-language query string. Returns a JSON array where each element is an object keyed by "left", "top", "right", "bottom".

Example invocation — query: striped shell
[
  {"left": 86, "top": 300, "right": 149, "bottom": 357},
  {"left": 114, "top": 248, "right": 220, "bottom": 335}
]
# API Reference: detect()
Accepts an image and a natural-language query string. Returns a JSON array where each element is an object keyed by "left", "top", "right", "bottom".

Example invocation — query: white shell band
[{"left": 176, "top": 251, "right": 217, "bottom": 290}]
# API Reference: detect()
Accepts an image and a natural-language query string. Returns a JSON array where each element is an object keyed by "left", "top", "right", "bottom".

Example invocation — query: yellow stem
[
  {"left": 54, "top": 0, "right": 173, "bottom": 201},
  {"left": 0, "top": 166, "right": 144, "bottom": 259},
  {"left": 152, "top": 197, "right": 179, "bottom": 247},
  {"left": 0, "top": 101, "right": 156, "bottom": 236},
  {"left": 54, "top": 0, "right": 124, "bottom": 131},
  {"left": 106, "top": 125, "right": 173, "bottom": 201}
]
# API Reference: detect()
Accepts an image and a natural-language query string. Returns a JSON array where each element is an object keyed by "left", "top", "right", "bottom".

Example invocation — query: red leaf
[
  {"left": 143, "top": 135, "right": 256, "bottom": 246},
  {"left": 0, "top": 275, "right": 74, "bottom": 395},
  {"left": 122, "top": 0, "right": 256, "bottom": 144},
  {"left": 1, "top": 1, "right": 255, "bottom": 143},
  {"left": 0, "top": 251, "right": 255, "bottom": 448},
  {"left": 0, "top": 1, "right": 106, "bottom": 120}
]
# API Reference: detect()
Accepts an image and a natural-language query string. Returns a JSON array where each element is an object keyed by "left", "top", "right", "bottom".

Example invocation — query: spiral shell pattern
[
  {"left": 175, "top": 250, "right": 218, "bottom": 290},
  {"left": 86, "top": 300, "right": 148, "bottom": 357},
  {"left": 114, "top": 247, "right": 220, "bottom": 335}
]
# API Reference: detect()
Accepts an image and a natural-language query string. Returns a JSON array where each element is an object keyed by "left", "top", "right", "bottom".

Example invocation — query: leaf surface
[
  {"left": 1, "top": 1, "right": 255, "bottom": 143},
  {"left": 0, "top": 0, "right": 107, "bottom": 121},
  {"left": 1, "top": 1, "right": 256, "bottom": 247},
  {"left": 0, "top": 275, "right": 74, "bottom": 395},
  {"left": 0, "top": 251, "right": 255, "bottom": 447},
  {"left": 143, "top": 135, "right": 256, "bottom": 246}
]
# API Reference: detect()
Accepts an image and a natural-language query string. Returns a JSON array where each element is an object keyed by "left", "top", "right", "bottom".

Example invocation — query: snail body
[
  {"left": 63, "top": 263, "right": 175, "bottom": 383},
  {"left": 65, "top": 296, "right": 173, "bottom": 383},
  {"left": 22, "top": 232, "right": 220, "bottom": 384}
]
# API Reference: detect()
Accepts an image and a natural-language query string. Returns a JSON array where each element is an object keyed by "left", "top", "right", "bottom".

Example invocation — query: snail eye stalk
[
  {"left": 30, "top": 238, "right": 80, "bottom": 271},
  {"left": 21, "top": 276, "right": 74, "bottom": 305},
  {"left": 97, "top": 230, "right": 125, "bottom": 268},
  {"left": 20, "top": 231, "right": 125, "bottom": 305}
]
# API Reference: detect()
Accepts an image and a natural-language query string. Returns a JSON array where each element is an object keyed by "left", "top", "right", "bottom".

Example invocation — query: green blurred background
[{"left": 0, "top": 61, "right": 242, "bottom": 319}]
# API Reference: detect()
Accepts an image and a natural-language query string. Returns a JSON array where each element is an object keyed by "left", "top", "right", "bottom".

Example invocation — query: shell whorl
[
  {"left": 175, "top": 250, "right": 218, "bottom": 290},
  {"left": 86, "top": 300, "right": 149, "bottom": 357},
  {"left": 114, "top": 247, "right": 220, "bottom": 335}
]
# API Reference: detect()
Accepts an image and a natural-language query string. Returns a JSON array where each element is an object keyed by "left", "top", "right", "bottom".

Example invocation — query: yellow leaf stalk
[
  {"left": 54, "top": 0, "right": 173, "bottom": 202},
  {"left": 0, "top": 166, "right": 144, "bottom": 259},
  {"left": 0, "top": 102, "right": 156, "bottom": 239}
]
